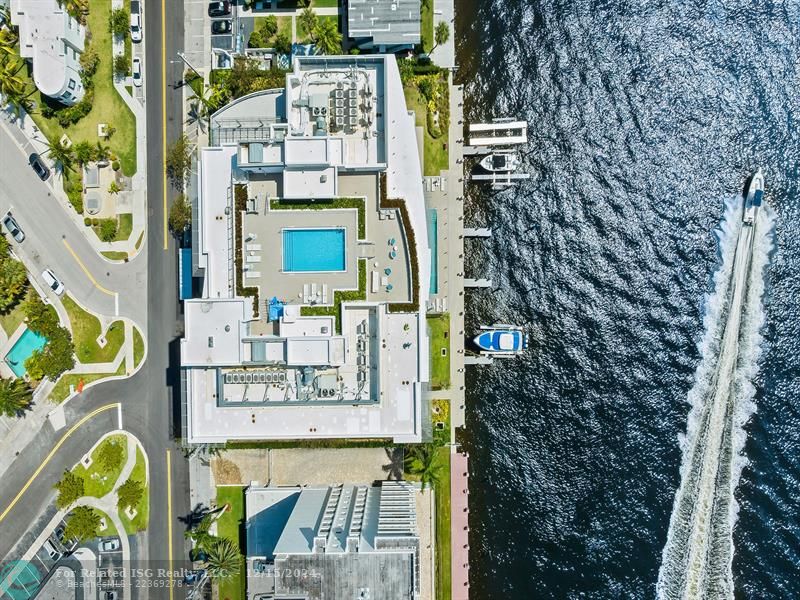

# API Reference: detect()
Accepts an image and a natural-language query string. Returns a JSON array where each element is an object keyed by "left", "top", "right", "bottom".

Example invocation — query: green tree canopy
[
  {"left": 168, "top": 194, "right": 192, "bottom": 235},
  {"left": 0, "top": 246, "right": 28, "bottom": 312},
  {"left": 25, "top": 326, "right": 75, "bottom": 380},
  {"left": 0, "top": 379, "right": 33, "bottom": 418},
  {"left": 313, "top": 18, "right": 342, "bottom": 55},
  {"left": 109, "top": 7, "right": 129, "bottom": 37},
  {"left": 44, "top": 139, "right": 76, "bottom": 175},
  {"left": 165, "top": 133, "right": 192, "bottom": 189},
  {"left": 434, "top": 21, "right": 450, "bottom": 49},
  {"left": 205, "top": 537, "right": 242, "bottom": 579},
  {"left": 274, "top": 32, "right": 292, "bottom": 56},
  {"left": 404, "top": 443, "right": 444, "bottom": 490},
  {"left": 117, "top": 478, "right": 144, "bottom": 511},
  {"left": 97, "top": 438, "right": 124, "bottom": 471},
  {"left": 63, "top": 506, "right": 101, "bottom": 541},
  {"left": 55, "top": 470, "right": 85, "bottom": 509},
  {"left": 299, "top": 8, "right": 318, "bottom": 41}
]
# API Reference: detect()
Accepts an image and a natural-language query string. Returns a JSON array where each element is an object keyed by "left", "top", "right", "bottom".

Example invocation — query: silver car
[{"left": 2, "top": 212, "right": 24, "bottom": 242}]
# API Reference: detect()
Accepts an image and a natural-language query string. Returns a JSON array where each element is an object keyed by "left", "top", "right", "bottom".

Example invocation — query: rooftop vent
[{"left": 208, "top": 337, "right": 214, "bottom": 348}]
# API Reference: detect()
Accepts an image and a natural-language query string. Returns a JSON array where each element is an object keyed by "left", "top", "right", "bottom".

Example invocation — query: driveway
[{"left": 0, "top": 125, "right": 147, "bottom": 327}]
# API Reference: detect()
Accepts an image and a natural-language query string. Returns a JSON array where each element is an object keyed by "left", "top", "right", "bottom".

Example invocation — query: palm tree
[
  {"left": 404, "top": 444, "right": 444, "bottom": 490},
  {"left": 0, "top": 28, "right": 18, "bottom": 59},
  {"left": 0, "top": 379, "right": 33, "bottom": 418},
  {"left": 204, "top": 537, "right": 242, "bottom": 579},
  {"left": 0, "top": 56, "right": 26, "bottom": 98},
  {"left": 382, "top": 446, "right": 404, "bottom": 480},
  {"left": 44, "top": 139, "right": 76, "bottom": 175},
  {"left": 298, "top": 7, "right": 318, "bottom": 42},
  {"left": 313, "top": 18, "right": 342, "bottom": 55},
  {"left": 3, "top": 84, "right": 35, "bottom": 120},
  {"left": 73, "top": 140, "right": 94, "bottom": 165},
  {"left": 433, "top": 22, "right": 450, "bottom": 51}
]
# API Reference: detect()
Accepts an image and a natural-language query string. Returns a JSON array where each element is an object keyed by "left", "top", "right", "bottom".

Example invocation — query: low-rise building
[
  {"left": 9, "top": 0, "right": 86, "bottom": 106},
  {"left": 347, "top": 0, "right": 421, "bottom": 53},
  {"left": 181, "top": 55, "right": 431, "bottom": 445},
  {"left": 246, "top": 481, "right": 421, "bottom": 599}
]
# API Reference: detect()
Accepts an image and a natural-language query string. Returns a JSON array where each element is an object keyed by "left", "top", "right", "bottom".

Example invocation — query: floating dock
[
  {"left": 467, "top": 120, "right": 528, "bottom": 146},
  {"left": 463, "top": 227, "right": 491, "bottom": 238}
]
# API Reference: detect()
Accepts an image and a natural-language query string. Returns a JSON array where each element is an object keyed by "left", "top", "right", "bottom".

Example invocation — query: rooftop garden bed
[
  {"left": 379, "top": 174, "right": 420, "bottom": 313},
  {"left": 234, "top": 184, "right": 260, "bottom": 317},
  {"left": 269, "top": 197, "right": 366, "bottom": 239}
]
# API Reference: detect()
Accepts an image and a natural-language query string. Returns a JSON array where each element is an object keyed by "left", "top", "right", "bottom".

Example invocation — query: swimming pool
[
  {"left": 283, "top": 228, "right": 346, "bottom": 272},
  {"left": 4, "top": 327, "right": 48, "bottom": 378}
]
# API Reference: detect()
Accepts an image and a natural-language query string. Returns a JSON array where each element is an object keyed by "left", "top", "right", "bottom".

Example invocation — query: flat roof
[
  {"left": 181, "top": 299, "right": 246, "bottom": 366},
  {"left": 285, "top": 337, "right": 346, "bottom": 367},
  {"left": 347, "top": 0, "right": 421, "bottom": 46},
  {"left": 199, "top": 146, "right": 237, "bottom": 299}
]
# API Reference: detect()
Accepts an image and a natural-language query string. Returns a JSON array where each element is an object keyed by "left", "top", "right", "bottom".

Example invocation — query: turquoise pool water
[
  {"left": 4, "top": 328, "right": 48, "bottom": 377},
  {"left": 283, "top": 228, "right": 346, "bottom": 272},
  {"left": 427, "top": 209, "right": 439, "bottom": 294}
]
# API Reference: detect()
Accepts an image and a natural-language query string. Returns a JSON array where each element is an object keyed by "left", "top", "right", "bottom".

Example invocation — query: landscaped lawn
[
  {"left": 421, "top": 0, "right": 434, "bottom": 53},
  {"left": 428, "top": 313, "right": 450, "bottom": 390},
  {"left": 253, "top": 15, "right": 292, "bottom": 43},
  {"left": 434, "top": 447, "right": 451, "bottom": 600},
  {"left": 216, "top": 486, "right": 246, "bottom": 600},
  {"left": 49, "top": 362, "right": 125, "bottom": 403},
  {"left": 101, "top": 251, "right": 129, "bottom": 261},
  {"left": 62, "top": 295, "right": 125, "bottom": 364},
  {"left": 116, "top": 213, "right": 133, "bottom": 241},
  {"left": 119, "top": 447, "right": 149, "bottom": 534},
  {"left": 97, "top": 509, "right": 119, "bottom": 537},
  {"left": 21, "top": 0, "right": 137, "bottom": 176},
  {"left": 432, "top": 398, "right": 450, "bottom": 447},
  {"left": 72, "top": 434, "right": 128, "bottom": 498},
  {"left": 403, "top": 81, "right": 449, "bottom": 176},
  {"left": 298, "top": 14, "right": 338, "bottom": 43},
  {"left": 133, "top": 327, "right": 144, "bottom": 368},
  {"left": 0, "top": 287, "right": 31, "bottom": 336},
  {"left": 312, "top": 0, "right": 339, "bottom": 7}
]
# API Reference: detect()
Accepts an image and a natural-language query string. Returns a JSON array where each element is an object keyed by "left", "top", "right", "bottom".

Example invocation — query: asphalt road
[{"left": 0, "top": 0, "right": 192, "bottom": 595}]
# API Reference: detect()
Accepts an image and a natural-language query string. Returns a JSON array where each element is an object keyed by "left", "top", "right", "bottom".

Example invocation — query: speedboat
[
  {"left": 473, "top": 325, "right": 528, "bottom": 356},
  {"left": 479, "top": 152, "right": 521, "bottom": 173},
  {"left": 743, "top": 168, "right": 764, "bottom": 225}
]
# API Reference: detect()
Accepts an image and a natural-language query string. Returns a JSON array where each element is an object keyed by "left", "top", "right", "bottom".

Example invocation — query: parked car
[
  {"left": 100, "top": 539, "right": 121, "bottom": 552},
  {"left": 132, "top": 57, "right": 142, "bottom": 87},
  {"left": 43, "top": 540, "right": 61, "bottom": 560},
  {"left": 104, "top": 593, "right": 118, "bottom": 600},
  {"left": 28, "top": 153, "right": 50, "bottom": 181},
  {"left": 130, "top": 12, "right": 142, "bottom": 42},
  {"left": 41, "top": 268, "right": 65, "bottom": 296},
  {"left": 2, "top": 212, "right": 24, "bottom": 242},
  {"left": 211, "top": 19, "right": 232, "bottom": 35},
  {"left": 208, "top": 1, "right": 231, "bottom": 17},
  {"left": 183, "top": 570, "right": 207, "bottom": 584}
]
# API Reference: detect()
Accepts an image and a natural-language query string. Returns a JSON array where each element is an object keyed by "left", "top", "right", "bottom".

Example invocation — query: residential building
[
  {"left": 9, "top": 0, "right": 86, "bottom": 106},
  {"left": 347, "top": 0, "right": 421, "bottom": 53},
  {"left": 180, "top": 55, "right": 431, "bottom": 445},
  {"left": 246, "top": 481, "right": 421, "bottom": 599}
]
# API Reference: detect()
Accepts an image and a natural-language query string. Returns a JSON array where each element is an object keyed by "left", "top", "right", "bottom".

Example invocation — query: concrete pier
[
  {"left": 463, "top": 228, "right": 491, "bottom": 238},
  {"left": 464, "top": 278, "right": 492, "bottom": 288}
]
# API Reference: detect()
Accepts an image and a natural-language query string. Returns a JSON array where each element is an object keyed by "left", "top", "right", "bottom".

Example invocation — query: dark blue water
[{"left": 456, "top": 1, "right": 800, "bottom": 597}]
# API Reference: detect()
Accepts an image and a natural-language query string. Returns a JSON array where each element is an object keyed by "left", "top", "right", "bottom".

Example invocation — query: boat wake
[{"left": 656, "top": 196, "right": 774, "bottom": 599}]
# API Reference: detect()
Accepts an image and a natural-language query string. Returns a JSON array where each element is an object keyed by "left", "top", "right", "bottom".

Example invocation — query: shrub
[
  {"left": 99, "top": 219, "right": 118, "bottom": 242},
  {"left": 79, "top": 46, "right": 100, "bottom": 80},
  {"left": 110, "top": 8, "right": 129, "bottom": 37},
  {"left": 55, "top": 90, "right": 94, "bottom": 127},
  {"left": 274, "top": 32, "right": 292, "bottom": 55},
  {"left": 112, "top": 160, "right": 121, "bottom": 171},
  {"left": 113, "top": 54, "right": 130, "bottom": 77},
  {"left": 84, "top": 217, "right": 92, "bottom": 226},
  {"left": 0, "top": 249, "right": 28, "bottom": 312}
]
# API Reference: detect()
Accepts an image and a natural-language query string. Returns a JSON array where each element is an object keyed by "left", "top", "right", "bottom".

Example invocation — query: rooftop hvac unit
[
  {"left": 349, "top": 107, "right": 358, "bottom": 116},
  {"left": 335, "top": 107, "right": 344, "bottom": 117},
  {"left": 335, "top": 116, "right": 345, "bottom": 127},
  {"left": 348, "top": 88, "right": 357, "bottom": 99},
  {"left": 335, "top": 98, "right": 345, "bottom": 108}
]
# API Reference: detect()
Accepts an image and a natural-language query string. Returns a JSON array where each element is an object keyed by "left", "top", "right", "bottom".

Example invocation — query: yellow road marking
[
  {"left": 0, "top": 403, "right": 121, "bottom": 523},
  {"left": 161, "top": 0, "right": 169, "bottom": 251},
  {"left": 62, "top": 240, "right": 116, "bottom": 297},
  {"left": 166, "top": 449, "right": 174, "bottom": 600}
]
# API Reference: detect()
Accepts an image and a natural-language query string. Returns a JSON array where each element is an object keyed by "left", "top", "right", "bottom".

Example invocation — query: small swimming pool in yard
[
  {"left": 282, "top": 228, "right": 346, "bottom": 272},
  {"left": 4, "top": 327, "right": 48, "bottom": 377}
]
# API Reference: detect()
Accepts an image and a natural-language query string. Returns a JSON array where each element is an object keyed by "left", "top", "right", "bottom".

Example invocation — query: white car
[
  {"left": 132, "top": 57, "right": 142, "bottom": 87},
  {"left": 100, "top": 539, "right": 120, "bottom": 552},
  {"left": 42, "top": 268, "right": 65, "bottom": 296},
  {"left": 130, "top": 13, "right": 142, "bottom": 43}
]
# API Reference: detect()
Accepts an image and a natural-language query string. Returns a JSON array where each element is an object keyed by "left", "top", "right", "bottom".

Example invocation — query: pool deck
[{"left": 0, "top": 323, "right": 34, "bottom": 379}]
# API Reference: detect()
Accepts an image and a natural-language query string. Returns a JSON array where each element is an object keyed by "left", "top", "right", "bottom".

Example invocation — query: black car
[
  {"left": 208, "top": 1, "right": 231, "bottom": 17},
  {"left": 28, "top": 153, "right": 50, "bottom": 181},
  {"left": 211, "top": 19, "right": 232, "bottom": 34}
]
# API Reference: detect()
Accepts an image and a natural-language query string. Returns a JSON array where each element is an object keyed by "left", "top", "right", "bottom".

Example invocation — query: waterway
[{"left": 456, "top": 1, "right": 800, "bottom": 597}]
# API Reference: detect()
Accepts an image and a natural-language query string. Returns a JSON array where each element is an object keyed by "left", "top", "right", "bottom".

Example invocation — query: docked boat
[
  {"left": 473, "top": 325, "right": 528, "bottom": 356},
  {"left": 743, "top": 168, "right": 764, "bottom": 225},
  {"left": 479, "top": 152, "right": 521, "bottom": 173}
]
